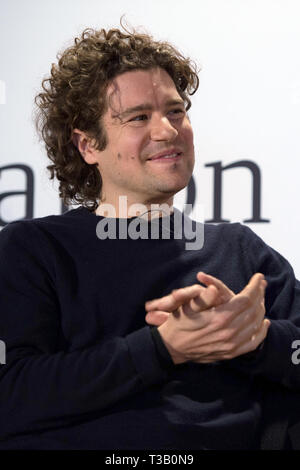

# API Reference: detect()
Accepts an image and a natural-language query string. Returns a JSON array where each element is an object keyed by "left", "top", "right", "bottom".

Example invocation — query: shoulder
[
  {"left": 0, "top": 207, "right": 89, "bottom": 240},
  {"left": 203, "top": 221, "right": 259, "bottom": 247},
  {"left": 203, "top": 222, "right": 295, "bottom": 279},
  {"left": 201, "top": 221, "right": 277, "bottom": 273},
  {"left": 0, "top": 207, "right": 91, "bottom": 262}
]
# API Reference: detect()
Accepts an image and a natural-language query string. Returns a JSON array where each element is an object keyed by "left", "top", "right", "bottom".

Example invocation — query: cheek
[
  {"left": 117, "top": 130, "right": 146, "bottom": 159},
  {"left": 128, "top": 142, "right": 149, "bottom": 165},
  {"left": 181, "top": 122, "right": 194, "bottom": 146}
]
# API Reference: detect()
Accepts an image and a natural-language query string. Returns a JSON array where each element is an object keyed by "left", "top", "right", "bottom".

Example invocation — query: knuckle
[
  {"left": 222, "top": 353, "right": 233, "bottom": 360},
  {"left": 217, "top": 342, "right": 235, "bottom": 355},
  {"left": 238, "top": 294, "right": 251, "bottom": 310},
  {"left": 223, "top": 342, "right": 235, "bottom": 353},
  {"left": 260, "top": 302, "right": 266, "bottom": 314},
  {"left": 222, "top": 349, "right": 235, "bottom": 360},
  {"left": 192, "top": 285, "right": 203, "bottom": 297},
  {"left": 219, "top": 329, "right": 234, "bottom": 342},
  {"left": 171, "top": 291, "right": 179, "bottom": 303}
]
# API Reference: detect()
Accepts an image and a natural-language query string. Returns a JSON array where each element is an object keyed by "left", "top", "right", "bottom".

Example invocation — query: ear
[{"left": 72, "top": 129, "right": 98, "bottom": 164}]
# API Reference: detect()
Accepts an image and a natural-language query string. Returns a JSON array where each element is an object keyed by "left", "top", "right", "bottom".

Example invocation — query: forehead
[{"left": 105, "top": 68, "right": 182, "bottom": 114}]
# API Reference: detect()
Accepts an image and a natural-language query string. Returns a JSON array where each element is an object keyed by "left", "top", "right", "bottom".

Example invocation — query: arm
[
  {"left": 146, "top": 272, "right": 269, "bottom": 364},
  {"left": 145, "top": 226, "right": 300, "bottom": 389},
  {"left": 223, "top": 225, "right": 300, "bottom": 389},
  {"left": 0, "top": 222, "right": 169, "bottom": 440}
]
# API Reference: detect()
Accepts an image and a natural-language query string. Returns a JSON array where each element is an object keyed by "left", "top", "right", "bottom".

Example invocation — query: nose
[{"left": 150, "top": 116, "right": 178, "bottom": 142}]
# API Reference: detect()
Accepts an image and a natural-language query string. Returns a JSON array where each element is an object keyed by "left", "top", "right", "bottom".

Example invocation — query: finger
[
  {"left": 238, "top": 318, "right": 271, "bottom": 356},
  {"left": 227, "top": 318, "right": 270, "bottom": 359},
  {"left": 201, "top": 317, "right": 270, "bottom": 362},
  {"left": 251, "top": 318, "right": 270, "bottom": 343},
  {"left": 173, "top": 284, "right": 219, "bottom": 314},
  {"left": 145, "top": 311, "right": 170, "bottom": 326},
  {"left": 196, "top": 272, "right": 234, "bottom": 303},
  {"left": 219, "top": 273, "right": 266, "bottom": 316},
  {"left": 240, "top": 273, "right": 267, "bottom": 299},
  {"left": 255, "top": 291, "right": 267, "bottom": 327},
  {"left": 229, "top": 280, "right": 267, "bottom": 328},
  {"left": 231, "top": 299, "right": 266, "bottom": 341},
  {"left": 145, "top": 284, "right": 203, "bottom": 312}
]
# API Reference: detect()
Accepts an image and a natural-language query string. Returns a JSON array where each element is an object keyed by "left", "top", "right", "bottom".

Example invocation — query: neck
[{"left": 94, "top": 194, "right": 174, "bottom": 219}]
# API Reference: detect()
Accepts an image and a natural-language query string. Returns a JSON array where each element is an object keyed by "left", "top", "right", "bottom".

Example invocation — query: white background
[{"left": 0, "top": 0, "right": 300, "bottom": 276}]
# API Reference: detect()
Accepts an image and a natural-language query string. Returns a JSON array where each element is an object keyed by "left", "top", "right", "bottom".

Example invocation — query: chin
[
  {"left": 158, "top": 183, "right": 188, "bottom": 197},
  {"left": 170, "top": 176, "right": 192, "bottom": 192}
]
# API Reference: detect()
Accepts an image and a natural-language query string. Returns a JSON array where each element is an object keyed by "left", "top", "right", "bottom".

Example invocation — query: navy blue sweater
[{"left": 0, "top": 207, "right": 300, "bottom": 449}]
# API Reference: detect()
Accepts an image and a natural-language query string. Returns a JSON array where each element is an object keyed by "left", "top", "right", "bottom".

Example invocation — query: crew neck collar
[
  {"left": 68, "top": 206, "right": 201, "bottom": 247},
  {"left": 78, "top": 206, "right": 178, "bottom": 223}
]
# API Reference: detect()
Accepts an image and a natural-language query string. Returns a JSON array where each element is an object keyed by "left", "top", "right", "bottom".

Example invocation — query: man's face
[{"left": 84, "top": 67, "right": 195, "bottom": 209}]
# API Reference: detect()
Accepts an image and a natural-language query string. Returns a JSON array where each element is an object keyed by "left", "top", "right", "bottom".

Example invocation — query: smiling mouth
[{"left": 147, "top": 152, "right": 182, "bottom": 162}]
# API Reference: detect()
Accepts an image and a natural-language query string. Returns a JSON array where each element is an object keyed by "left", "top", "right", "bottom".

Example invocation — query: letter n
[{"left": 205, "top": 160, "right": 270, "bottom": 223}]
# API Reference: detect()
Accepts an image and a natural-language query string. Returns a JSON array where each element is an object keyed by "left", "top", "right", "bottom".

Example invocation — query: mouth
[{"left": 147, "top": 150, "right": 183, "bottom": 163}]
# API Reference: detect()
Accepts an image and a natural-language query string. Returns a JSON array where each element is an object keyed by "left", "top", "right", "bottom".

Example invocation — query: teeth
[{"left": 155, "top": 153, "right": 179, "bottom": 159}]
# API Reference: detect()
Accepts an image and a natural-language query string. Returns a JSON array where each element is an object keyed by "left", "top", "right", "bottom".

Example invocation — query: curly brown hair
[{"left": 34, "top": 24, "right": 200, "bottom": 211}]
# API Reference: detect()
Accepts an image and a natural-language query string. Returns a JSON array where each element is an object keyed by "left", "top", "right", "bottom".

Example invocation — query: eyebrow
[{"left": 111, "top": 99, "right": 185, "bottom": 120}]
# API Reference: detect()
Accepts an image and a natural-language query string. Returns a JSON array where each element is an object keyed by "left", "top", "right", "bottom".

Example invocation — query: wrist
[
  {"left": 150, "top": 327, "right": 174, "bottom": 370},
  {"left": 157, "top": 324, "right": 187, "bottom": 365}
]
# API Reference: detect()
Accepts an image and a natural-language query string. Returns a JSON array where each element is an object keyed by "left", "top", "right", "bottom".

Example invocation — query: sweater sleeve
[
  {"left": 0, "top": 221, "right": 169, "bottom": 440},
  {"left": 225, "top": 224, "right": 300, "bottom": 390}
]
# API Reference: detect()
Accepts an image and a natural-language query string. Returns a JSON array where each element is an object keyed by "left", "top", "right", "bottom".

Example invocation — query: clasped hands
[{"left": 145, "top": 272, "right": 270, "bottom": 364}]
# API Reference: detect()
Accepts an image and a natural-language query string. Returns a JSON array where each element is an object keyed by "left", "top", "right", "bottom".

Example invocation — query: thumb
[{"left": 240, "top": 273, "right": 267, "bottom": 297}]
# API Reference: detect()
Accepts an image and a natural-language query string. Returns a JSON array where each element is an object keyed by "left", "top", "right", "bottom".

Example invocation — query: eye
[
  {"left": 168, "top": 108, "right": 186, "bottom": 118},
  {"left": 128, "top": 114, "right": 148, "bottom": 122}
]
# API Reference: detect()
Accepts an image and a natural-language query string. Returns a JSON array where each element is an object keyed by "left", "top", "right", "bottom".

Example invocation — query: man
[{"left": 0, "top": 25, "right": 299, "bottom": 450}]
